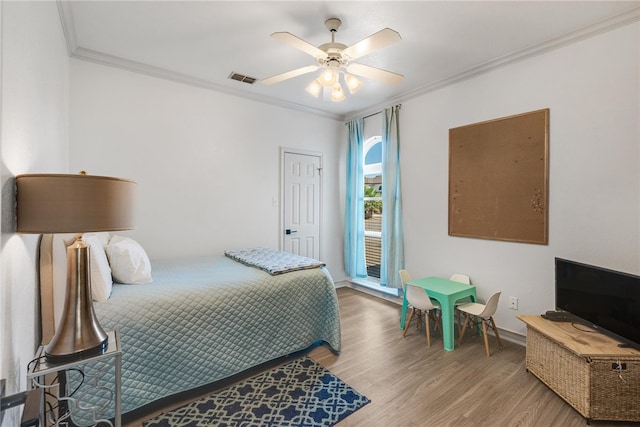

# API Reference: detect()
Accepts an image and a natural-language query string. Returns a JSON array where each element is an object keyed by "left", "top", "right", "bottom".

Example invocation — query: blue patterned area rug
[{"left": 143, "top": 356, "right": 370, "bottom": 427}]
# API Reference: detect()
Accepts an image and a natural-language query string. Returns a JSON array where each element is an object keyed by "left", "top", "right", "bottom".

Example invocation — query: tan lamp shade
[{"left": 16, "top": 173, "right": 136, "bottom": 233}]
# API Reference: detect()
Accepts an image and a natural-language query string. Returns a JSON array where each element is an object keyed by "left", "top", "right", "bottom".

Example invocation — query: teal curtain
[
  {"left": 344, "top": 118, "right": 367, "bottom": 278},
  {"left": 380, "top": 105, "right": 405, "bottom": 288}
]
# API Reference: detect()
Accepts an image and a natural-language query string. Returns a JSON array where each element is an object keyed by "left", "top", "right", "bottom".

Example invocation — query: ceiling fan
[{"left": 261, "top": 18, "right": 404, "bottom": 102}]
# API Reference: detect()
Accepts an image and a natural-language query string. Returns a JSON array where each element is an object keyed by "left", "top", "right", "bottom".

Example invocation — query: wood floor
[{"left": 125, "top": 287, "right": 636, "bottom": 427}]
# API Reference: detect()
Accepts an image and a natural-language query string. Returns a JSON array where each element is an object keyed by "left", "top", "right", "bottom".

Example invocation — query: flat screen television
[{"left": 555, "top": 257, "right": 640, "bottom": 349}]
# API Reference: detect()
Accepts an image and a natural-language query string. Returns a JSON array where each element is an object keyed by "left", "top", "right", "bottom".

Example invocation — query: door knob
[{"left": 285, "top": 229, "right": 298, "bottom": 235}]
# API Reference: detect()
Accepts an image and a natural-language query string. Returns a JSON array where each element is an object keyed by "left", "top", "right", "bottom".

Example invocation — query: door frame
[{"left": 279, "top": 147, "right": 323, "bottom": 257}]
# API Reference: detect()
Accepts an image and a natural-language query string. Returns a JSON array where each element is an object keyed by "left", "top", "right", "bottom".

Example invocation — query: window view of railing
[
  {"left": 364, "top": 181, "right": 382, "bottom": 278},
  {"left": 364, "top": 135, "right": 382, "bottom": 280}
]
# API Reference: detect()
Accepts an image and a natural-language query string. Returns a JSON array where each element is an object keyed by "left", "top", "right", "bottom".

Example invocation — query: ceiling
[{"left": 60, "top": 1, "right": 639, "bottom": 120}]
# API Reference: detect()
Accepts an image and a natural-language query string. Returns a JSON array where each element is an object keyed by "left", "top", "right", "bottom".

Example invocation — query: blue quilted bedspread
[
  {"left": 224, "top": 247, "right": 325, "bottom": 275},
  {"left": 72, "top": 255, "right": 341, "bottom": 422}
]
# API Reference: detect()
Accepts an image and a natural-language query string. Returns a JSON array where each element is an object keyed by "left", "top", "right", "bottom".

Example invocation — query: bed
[{"left": 38, "top": 234, "right": 341, "bottom": 423}]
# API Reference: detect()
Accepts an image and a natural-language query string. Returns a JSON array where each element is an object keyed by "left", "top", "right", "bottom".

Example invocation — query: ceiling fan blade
[
  {"left": 271, "top": 32, "right": 328, "bottom": 59},
  {"left": 347, "top": 63, "right": 404, "bottom": 85},
  {"left": 342, "top": 28, "right": 402, "bottom": 60},
  {"left": 260, "top": 65, "right": 319, "bottom": 85}
]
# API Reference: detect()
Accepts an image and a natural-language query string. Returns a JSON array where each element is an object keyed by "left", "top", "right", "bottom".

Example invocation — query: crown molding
[
  {"left": 70, "top": 47, "right": 343, "bottom": 121},
  {"left": 56, "top": 0, "right": 341, "bottom": 121},
  {"left": 57, "top": 0, "right": 77, "bottom": 56},
  {"left": 345, "top": 7, "right": 639, "bottom": 122},
  {"left": 57, "top": 1, "right": 637, "bottom": 124}
]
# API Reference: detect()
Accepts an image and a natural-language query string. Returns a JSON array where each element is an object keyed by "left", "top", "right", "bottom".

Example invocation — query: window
[
  {"left": 364, "top": 136, "right": 382, "bottom": 279},
  {"left": 345, "top": 106, "right": 402, "bottom": 294}
]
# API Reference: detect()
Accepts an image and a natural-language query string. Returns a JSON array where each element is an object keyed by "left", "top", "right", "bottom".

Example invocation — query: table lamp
[{"left": 16, "top": 172, "right": 135, "bottom": 362}]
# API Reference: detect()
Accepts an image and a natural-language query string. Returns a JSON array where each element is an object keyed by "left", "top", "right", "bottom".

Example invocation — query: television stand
[{"left": 518, "top": 315, "right": 640, "bottom": 423}]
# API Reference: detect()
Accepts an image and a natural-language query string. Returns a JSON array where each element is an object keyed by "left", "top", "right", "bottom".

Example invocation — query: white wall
[
  {"left": 0, "top": 1, "right": 69, "bottom": 424},
  {"left": 69, "top": 60, "right": 346, "bottom": 280},
  {"left": 1, "top": 16, "right": 634, "bottom": 411},
  {"left": 398, "top": 22, "right": 639, "bottom": 336},
  {"left": 69, "top": 20, "right": 638, "bottom": 340}
]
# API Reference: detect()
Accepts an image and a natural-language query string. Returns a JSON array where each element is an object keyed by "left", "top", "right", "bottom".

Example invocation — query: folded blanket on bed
[{"left": 225, "top": 247, "right": 325, "bottom": 275}]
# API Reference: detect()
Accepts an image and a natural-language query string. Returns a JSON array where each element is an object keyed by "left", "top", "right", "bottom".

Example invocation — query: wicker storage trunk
[{"left": 519, "top": 315, "right": 640, "bottom": 423}]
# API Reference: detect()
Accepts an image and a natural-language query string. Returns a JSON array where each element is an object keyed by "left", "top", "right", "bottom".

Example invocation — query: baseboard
[
  {"left": 335, "top": 280, "right": 403, "bottom": 305},
  {"left": 493, "top": 328, "right": 526, "bottom": 347},
  {"left": 335, "top": 280, "right": 526, "bottom": 347}
]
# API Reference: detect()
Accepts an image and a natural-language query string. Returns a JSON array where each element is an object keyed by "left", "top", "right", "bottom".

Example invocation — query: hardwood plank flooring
[{"left": 125, "top": 287, "right": 635, "bottom": 426}]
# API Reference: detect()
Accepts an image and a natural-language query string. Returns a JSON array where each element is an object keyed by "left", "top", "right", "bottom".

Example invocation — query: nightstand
[{"left": 27, "top": 330, "right": 122, "bottom": 427}]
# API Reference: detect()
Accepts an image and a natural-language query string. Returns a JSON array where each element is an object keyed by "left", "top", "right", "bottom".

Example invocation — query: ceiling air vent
[{"left": 228, "top": 72, "right": 257, "bottom": 85}]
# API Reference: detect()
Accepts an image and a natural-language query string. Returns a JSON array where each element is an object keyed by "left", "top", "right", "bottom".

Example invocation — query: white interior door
[{"left": 282, "top": 151, "right": 321, "bottom": 259}]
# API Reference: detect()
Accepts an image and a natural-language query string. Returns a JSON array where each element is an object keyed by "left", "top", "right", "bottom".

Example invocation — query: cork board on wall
[{"left": 448, "top": 109, "right": 549, "bottom": 244}]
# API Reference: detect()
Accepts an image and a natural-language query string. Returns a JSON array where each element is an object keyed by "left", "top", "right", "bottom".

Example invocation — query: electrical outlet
[{"left": 509, "top": 296, "right": 518, "bottom": 310}]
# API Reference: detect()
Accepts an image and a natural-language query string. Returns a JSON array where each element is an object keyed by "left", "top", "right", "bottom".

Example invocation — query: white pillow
[
  {"left": 82, "top": 232, "right": 111, "bottom": 249},
  {"left": 105, "top": 236, "right": 153, "bottom": 285},
  {"left": 82, "top": 235, "right": 113, "bottom": 302}
]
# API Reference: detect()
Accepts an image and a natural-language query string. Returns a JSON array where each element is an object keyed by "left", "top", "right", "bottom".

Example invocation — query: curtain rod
[{"left": 344, "top": 103, "right": 402, "bottom": 124}]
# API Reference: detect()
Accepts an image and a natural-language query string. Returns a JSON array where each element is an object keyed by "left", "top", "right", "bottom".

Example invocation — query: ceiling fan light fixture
[
  {"left": 331, "top": 82, "right": 346, "bottom": 102},
  {"left": 344, "top": 73, "right": 362, "bottom": 94},
  {"left": 319, "top": 67, "right": 338, "bottom": 87},
  {"left": 265, "top": 17, "right": 403, "bottom": 103},
  {"left": 305, "top": 79, "right": 322, "bottom": 98}
]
